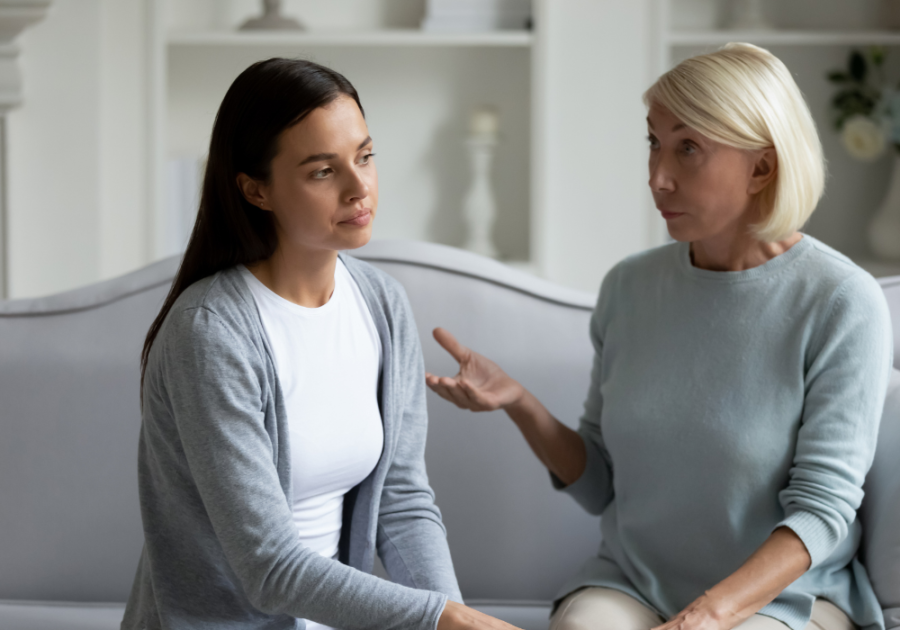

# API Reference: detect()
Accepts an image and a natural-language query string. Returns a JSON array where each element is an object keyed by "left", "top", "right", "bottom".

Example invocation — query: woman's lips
[
  {"left": 340, "top": 209, "right": 372, "bottom": 226},
  {"left": 659, "top": 209, "right": 684, "bottom": 220}
]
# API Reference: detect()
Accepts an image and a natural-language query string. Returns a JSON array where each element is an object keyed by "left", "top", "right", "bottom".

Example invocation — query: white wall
[
  {"left": 537, "top": 0, "right": 655, "bottom": 294},
  {"left": 99, "top": 0, "right": 151, "bottom": 280},
  {"left": 8, "top": 0, "right": 149, "bottom": 299},
  {"left": 8, "top": 0, "right": 102, "bottom": 299}
]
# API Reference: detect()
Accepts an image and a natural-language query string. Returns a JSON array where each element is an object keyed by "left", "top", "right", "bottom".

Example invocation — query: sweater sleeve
[
  {"left": 777, "top": 272, "right": 893, "bottom": 568},
  {"left": 551, "top": 284, "right": 615, "bottom": 516},
  {"left": 158, "top": 305, "right": 447, "bottom": 630},
  {"left": 376, "top": 286, "right": 463, "bottom": 604}
]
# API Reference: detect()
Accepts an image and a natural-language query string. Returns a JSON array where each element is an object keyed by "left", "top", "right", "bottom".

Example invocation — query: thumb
[{"left": 432, "top": 327, "right": 470, "bottom": 364}]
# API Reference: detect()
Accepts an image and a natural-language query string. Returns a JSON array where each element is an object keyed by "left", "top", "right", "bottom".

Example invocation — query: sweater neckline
[{"left": 676, "top": 234, "right": 813, "bottom": 283}]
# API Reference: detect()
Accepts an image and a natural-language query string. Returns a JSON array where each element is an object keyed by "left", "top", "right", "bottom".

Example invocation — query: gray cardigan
[{"left": 121, "top": 254, "right": 462, "bottom": 630}]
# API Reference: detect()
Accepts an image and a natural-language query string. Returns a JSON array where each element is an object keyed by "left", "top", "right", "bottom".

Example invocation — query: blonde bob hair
[{"left": 643, "top": 43, "right": 825, "bottom": 242}]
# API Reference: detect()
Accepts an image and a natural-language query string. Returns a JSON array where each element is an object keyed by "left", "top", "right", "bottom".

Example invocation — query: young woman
[
  {"left": 427, "top": 44, "right": 892, "bottom": 630},
  {"left": 122, "top": 58, "right": 517, "bottom": 630}
]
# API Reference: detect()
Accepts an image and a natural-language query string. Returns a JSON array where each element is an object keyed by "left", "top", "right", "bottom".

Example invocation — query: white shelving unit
[
  {"left": 144, "top": 1, "right": 666, "bottom": 294},
  {"left": 168, "top": 29, "right": 534, "bottom": 47},
  {"left": 650, "top": 0, "right": 900, "bottom": 277},
  {"left": 149, "top": 1, "right": 542, "bottom": 275}
]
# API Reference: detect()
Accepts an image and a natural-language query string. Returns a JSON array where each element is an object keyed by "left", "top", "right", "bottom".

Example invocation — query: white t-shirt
[{"left": 239, "top": 260, "right": 384, "bottom": 630}]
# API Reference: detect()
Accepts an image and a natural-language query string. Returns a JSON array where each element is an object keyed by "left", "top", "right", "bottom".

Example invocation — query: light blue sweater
[
  {"left": 122, "top": 254, "right": 461, "bottom": 630},
  {"left": 555, "top": 236, "right": 892, "bottom": 630}
]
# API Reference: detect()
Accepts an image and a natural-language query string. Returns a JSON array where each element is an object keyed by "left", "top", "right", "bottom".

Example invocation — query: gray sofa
[{"left": 0, "top": 240, "right": 897, "bottom": 630}]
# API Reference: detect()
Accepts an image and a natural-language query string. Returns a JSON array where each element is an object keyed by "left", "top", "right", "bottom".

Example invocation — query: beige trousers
[{"left": 550, "top": 588, "right": 855, "bottom": 630}]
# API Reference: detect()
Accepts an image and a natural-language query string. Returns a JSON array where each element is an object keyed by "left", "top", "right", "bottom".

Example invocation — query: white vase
[
  {"left": 869, "top": 154, "right": 900, "bottom": 260},
  {"left": 462, "top": 137, "right": 499, "bottom": 259}
]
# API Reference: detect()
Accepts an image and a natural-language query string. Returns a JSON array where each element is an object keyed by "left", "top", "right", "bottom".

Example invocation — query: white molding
[
  {"left": 167, "top": 29, "right": 533, "bottom": 48},
  {"left": 0, "top": 0, "right": 52, "bottom": 113},
  {"left": 0, "top": 0, "right": 51, "bottom": 299},
  {"left": 667, "top": 30, "right": 900, "bottom": 47}
]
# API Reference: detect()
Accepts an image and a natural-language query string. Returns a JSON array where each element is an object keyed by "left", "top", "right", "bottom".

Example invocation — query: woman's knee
[{"left": 550, "top": 587, "right": 664, "bottom": 630}]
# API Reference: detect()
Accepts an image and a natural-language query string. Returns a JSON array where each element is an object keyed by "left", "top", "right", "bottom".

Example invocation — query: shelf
[
  {"left": 167, "top": 29, "right": 533, "bottom": 48},
  {"left": 667, "top": 30, "right": 900, "bottom": 47}
]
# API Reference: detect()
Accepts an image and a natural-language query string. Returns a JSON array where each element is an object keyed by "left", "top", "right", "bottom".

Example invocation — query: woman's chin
[{"left": 338, "top": 226, "right": 374, "bottom": 251}]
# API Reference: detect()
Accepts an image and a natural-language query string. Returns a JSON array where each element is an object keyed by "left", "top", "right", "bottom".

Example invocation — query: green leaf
[
  {"left": 849, "top": 50, "right": 867, "bottom": 82},
  {"left": 828, "top": 71, "right": 851, "bottom": 83},
  {"left": 871, "top": 46, "right": 886, "bottom": 67}
]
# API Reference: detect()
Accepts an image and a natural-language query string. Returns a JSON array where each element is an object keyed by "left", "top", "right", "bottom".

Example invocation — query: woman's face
[
  {"left": 245, "top": 94, "right": 378, "bottom": 254},
  {"left": 646, "top": 102, "right": 773, "bottom": 243}
]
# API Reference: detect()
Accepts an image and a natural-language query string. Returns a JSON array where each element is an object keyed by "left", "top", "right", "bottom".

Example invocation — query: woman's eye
[
  {"left": 681, "top": 141, "right": 697, "bottom": 155},
  {"left": 358, "top": 152, "right": 376, "bottom": 165},
  {"left": 313, "top": 167, "right": 333, "bottom": 179},
  {"left": 647, "top": 135, "right": 659, "bottom": 150}
]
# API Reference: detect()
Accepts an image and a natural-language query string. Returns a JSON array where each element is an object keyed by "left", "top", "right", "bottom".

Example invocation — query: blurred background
[{"left": 3, "top": 0, "right": 900, "bottom": 300}]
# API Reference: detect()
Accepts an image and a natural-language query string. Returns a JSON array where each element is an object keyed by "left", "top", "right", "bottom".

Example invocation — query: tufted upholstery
[{"left": 0, "top": 240, "right": 897, "bottom": 630}]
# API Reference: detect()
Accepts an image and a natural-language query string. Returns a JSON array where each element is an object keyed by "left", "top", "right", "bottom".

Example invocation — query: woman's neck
[
  {"left": 247, "top": 245, "right": 339, "bottom": 308},
  {"left": 690, "top": 230, "right": 803, "bottom": 272}
]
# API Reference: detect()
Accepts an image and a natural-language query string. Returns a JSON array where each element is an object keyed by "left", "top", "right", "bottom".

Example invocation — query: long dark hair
[{"left": 141, "top": 58, "right": 363, "bottom": 387}]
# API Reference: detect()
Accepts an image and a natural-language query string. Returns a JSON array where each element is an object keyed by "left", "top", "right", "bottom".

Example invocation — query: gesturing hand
[{"left": 425, "top": 328, "right": 525, "bottom": 412}]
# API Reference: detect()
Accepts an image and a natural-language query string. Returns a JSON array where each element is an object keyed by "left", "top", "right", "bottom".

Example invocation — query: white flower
[{"left": 842, "top": 115, "right": 887, "bottom": 162}]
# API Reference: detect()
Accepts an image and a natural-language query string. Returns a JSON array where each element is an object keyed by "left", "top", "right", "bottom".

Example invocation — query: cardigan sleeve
[
  {"left": 156, "top": 305, "right": 448, "bottom": 630},
  {"left": 375, "top": 285, "right": 464, "bottom": 604},
  {"left": 551, "top": 279, "right": 616, "bottom": 516},
  {"left": 777, "top": 271, "right": 893, "bottom": 568}
]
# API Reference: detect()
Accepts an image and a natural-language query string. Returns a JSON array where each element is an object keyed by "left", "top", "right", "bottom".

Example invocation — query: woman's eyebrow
[{"left": 298, "top": 136, "right": 373, "bottom": 166}]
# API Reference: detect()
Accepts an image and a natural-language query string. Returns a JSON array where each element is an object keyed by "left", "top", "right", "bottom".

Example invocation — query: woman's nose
[
  {"left": 649, "top": 153, "right": 676, "bottom": 193},
  {"left": 344, "top": 167, "right": 370, "bottom": 202}
]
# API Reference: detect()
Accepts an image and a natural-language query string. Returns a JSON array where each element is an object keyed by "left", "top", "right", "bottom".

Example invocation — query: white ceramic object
[
  {"left": 728, "top": 0, "right": 773, "bottom": 30},
  {"left": 671, "top": 0, "right": 720, "bottom": 31},
  {"left": 463, "top": 108, "right": 500, "bottom": 258},
  {"left": 869, "top": 154, "right": 900, "bottom": 260},
  {"left": 239, "top": 0, "right": 303, "bottom": 31}
]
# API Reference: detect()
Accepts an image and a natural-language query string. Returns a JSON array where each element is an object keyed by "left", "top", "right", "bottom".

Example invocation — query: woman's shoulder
[
  {"left": 158, "top": 267, "right": 263, "bottom": 351},
  {"left": 799, "top": 236, "right": 886, "bottom": 309}
]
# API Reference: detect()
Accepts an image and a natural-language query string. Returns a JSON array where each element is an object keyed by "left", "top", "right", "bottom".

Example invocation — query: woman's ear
[
  {"left": 748, "top": 148, "right": 778, "bottom": 195},
  {"left": 236, "top": 173, "right": 271, "bottom": 210}
]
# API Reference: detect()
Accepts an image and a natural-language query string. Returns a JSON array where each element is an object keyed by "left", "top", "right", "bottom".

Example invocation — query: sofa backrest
[
  {"left": 0, "top": 240, "right": 897, "bottom": 618},
  {"left": 0, "top": 241, "right": 601, "bottom": 604}
]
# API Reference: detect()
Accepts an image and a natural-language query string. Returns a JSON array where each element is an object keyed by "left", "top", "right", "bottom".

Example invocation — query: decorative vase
[
  {"left": 239, "top": 0, "right": 303, "bottom": 31},
  {"left": 869, "top": 154, "right": 900, "bottom": 260},
  {"left": 728, "top": 0, "right": 773, "bottom": 30},
  {"left": 463, "top": 108, "right": 500, "bottom": 259}
]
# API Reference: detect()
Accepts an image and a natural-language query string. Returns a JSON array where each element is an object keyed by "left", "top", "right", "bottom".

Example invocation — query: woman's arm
[
  {"left": 375, "top": 297, "right": 463, "bottom": 602},
  {"left": 425, "top": 328, "right": 585, "bottom": 485},
  {"left": 651, "top": 527, "right": 810, "bottom": 630},
  {"left": 657, "top": 272, "right": 893, "bottom": 630}
]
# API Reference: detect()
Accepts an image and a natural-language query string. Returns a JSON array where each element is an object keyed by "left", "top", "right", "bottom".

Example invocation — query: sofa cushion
[
  {"left": 861, "top": 369, "right": 900, "bottom": 630},
  {"left": 470, "top": 601, "right": 552, "bottom": 630},
  {"left": 0, "top": 600, "right": 125, "bottom": 630}
]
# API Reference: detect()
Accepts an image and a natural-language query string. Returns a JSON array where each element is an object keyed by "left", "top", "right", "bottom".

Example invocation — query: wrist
[
  {"left": 702, "top": 589, "right": 741, "bottom": 627},
  {"left": 501, "top": 384, "right": 529, "bottom": 415}
]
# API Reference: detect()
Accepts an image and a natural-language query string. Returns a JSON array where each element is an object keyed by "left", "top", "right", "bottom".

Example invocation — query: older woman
[{"left": 426, "top": 43, "right": 892, "bottom": 630}]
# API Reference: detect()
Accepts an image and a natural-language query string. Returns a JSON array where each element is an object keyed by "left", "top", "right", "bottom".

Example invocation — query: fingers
[
  {"left": 432, "top": 327, "right": 471, "bottom": 364},
  {"left": 426, "top": 373, "right": 485, "bottom": 411},
  {"left": 458, "top": 379, "right": 499, "bottom": 411}
]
